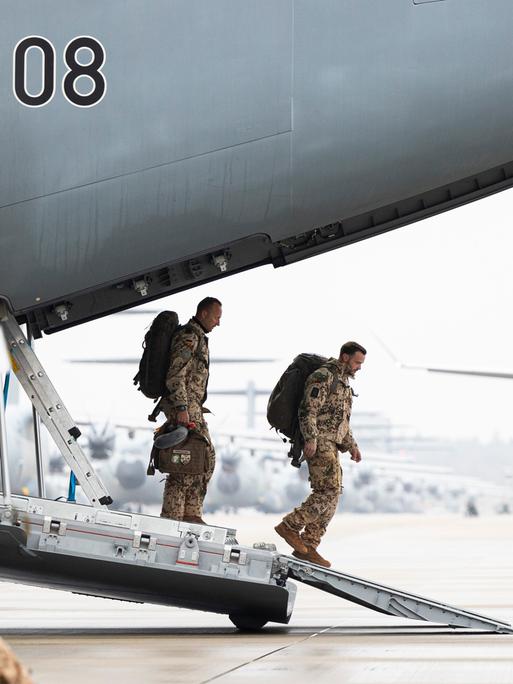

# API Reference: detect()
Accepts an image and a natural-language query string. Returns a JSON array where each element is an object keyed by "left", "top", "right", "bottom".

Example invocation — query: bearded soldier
[
  {"left": 159, "top": 297, "right": 222, "bottom": 524},
  {"left": 275, "top": 341, "right": 366, "bottom": 567}
]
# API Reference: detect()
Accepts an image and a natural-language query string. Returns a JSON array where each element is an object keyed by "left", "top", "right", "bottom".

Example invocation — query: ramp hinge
[
  {"left": 132, "top": 531, "right": 156, "bottom": 550},
  {"left": 42, "top": 517, "right": 67, "bottom": 536},
  {"left": 223, "top": 546, "right": 247, "bottom": 565}
]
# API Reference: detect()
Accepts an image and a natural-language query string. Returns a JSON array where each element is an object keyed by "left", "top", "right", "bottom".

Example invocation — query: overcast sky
[{"left": 3, "top": 187, "right": 513, "bottom": 444}]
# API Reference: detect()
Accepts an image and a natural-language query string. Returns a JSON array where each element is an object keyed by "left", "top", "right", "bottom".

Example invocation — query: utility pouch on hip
[{"left": 149, "top": 431, "right": 209, "bottom": 475}]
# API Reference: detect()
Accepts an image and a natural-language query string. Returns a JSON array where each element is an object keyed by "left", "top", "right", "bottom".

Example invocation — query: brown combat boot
[
  {"left": 274, "top": 522, "right": 308, "bottom": 555},
  {"left": 183, "top": 516, "right": 207, "bottom": 525},
  {"left": 292, "top": 547, "right": 331, "bottom": 568}
]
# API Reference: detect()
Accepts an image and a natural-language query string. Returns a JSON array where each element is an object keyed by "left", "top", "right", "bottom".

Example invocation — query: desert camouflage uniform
[
  {"left": 159, "top": 317, "right": 215, "bottom": 520},
  {"left": 283, "top": 358, "right": 357, "bottom": 548},
  {"left": 0, "top": 638, "right": 33, "bottom": 684}
]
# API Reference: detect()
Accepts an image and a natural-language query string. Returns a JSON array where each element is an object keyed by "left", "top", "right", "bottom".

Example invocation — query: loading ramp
[{"left": 280, "top": 555, "right": 513, "bottom": 634}]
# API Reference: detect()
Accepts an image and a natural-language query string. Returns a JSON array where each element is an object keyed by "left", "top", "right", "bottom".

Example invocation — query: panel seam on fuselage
[{"left": 0, "top": 129, "right": 293, "bottom": 212}]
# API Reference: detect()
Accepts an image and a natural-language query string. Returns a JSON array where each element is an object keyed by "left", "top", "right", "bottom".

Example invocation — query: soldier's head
[
  {"left": 339, "top": 341, "right": 366, "bottom": 377},
  {"left": 196, "top": 297, "right": 222, "bottom": 332}
]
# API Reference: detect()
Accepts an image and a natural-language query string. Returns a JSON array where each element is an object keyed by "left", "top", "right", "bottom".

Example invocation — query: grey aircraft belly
[{"left": 1, "top": 1, "right": 513, "bottom": 334}]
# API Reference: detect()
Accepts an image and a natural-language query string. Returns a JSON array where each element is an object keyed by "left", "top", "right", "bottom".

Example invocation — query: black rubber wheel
[{"left": 229, "top": 613, "right": 268, "bottom": 631}]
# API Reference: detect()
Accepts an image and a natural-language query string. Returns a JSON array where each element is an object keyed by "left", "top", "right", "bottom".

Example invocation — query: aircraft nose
[
  {"left": 115, "top": 460, "right": 146, "bottom": 490},
  {"left": 88, "top": 436, "right": 115, "bottom": 460},
  {"left": 217, "top": 472, "right": 240, "bottom": 495}
]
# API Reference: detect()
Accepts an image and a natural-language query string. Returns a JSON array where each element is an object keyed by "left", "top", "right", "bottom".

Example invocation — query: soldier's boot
[
  {"left": 274, "top": 522, "right": 309, "bottom": 555},
  {"left": 292, "top": 547, "right": 331, "bottom": 568},
  {"left": 183, "top": 516, "right": 207, "bottom": 525}
]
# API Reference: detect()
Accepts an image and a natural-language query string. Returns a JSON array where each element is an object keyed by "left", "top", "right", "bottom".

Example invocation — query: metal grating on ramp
[{"left": 281, "top": 555, "right": 513, "bottom": 633}]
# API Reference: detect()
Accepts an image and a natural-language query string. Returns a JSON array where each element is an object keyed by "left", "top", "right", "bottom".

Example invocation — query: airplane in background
[
  {"left": 5, "top": 365, "right": 511, "bottom": 517},
  {"left": 41, "top": 413, "right": 512, "bottom": 517},
  {"left": 393, "top": 361, "right": 513, "bottom": 383},
  {"left": 6, "top": 357, "right": 511, "bottom": 516},
  {"left": 377, "top": 335, "right": 513, "bottom": 382},
  {"left": 1, "top": 378, "right": 40, "bottom": 496}
]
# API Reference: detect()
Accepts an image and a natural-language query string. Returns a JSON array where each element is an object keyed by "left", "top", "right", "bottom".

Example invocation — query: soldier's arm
[
  {"left": 298, "top": 368, "right": 331, "bottom": 441},
  {"left": 338, "top": 429, "right": 358, "bottom": 453},
  {"left": 165, "top": 330, "right": 199, "bottom": 407}
]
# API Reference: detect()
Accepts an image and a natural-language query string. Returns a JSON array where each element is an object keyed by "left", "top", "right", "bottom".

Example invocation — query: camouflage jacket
[
  {"left": 165, "top": 317, "right": 209, "bottom": 413},
  {"left": 298, "top": 358, "right": 357, "bottom": 451}
]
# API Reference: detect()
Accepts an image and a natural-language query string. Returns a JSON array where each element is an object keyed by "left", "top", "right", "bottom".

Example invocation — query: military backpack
[
  {"left": 267, "top": 353, "right": 340, "bottom": 466},
  {"left": 133, "top": 311, "right": 182, "bottom": 400},
  {"left": 267, "top": 353, "right": 332, "bottom": 439}
]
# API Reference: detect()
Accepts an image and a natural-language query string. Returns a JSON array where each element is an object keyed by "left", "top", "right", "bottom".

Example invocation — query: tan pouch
[{"left": 154, "top": 431, "right": 209, "bottom": 475}]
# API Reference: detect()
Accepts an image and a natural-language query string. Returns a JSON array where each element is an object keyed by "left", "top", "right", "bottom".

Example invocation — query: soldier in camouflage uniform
[
  {"left": 275, "top": 341, "right": 366, "bottom": 567},
  {"left": 159, "top": 297, "right": 222, "bottom": 524}
]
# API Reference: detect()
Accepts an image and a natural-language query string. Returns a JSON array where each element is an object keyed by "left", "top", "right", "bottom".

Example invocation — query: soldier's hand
[
  {"left": 350, "top": 447, "right": 362, "bottom": 463},
  {"left": 303, "top": 440, "right": 317, "bottom": 459},
  {"left": 176, "top": 410, "right": 190, "bottom": 425}
]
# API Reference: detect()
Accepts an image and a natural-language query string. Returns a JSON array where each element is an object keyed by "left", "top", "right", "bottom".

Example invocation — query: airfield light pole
[
  {"left": 26, "top": 326, "right": 45, "bottom": 498},
  {"left": 247, "top": 381, "right": 256, "bottom": 430}
]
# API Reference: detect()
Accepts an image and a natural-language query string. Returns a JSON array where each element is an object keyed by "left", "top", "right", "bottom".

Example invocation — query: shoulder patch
[
  {"left": 174, "top": 329, "right": 197, "bottom": 345},
  {"left": 310, "top": 368, "right": 330, "bottom": 382},
  {"left": 310, "top": 387, "right": 320, "bottom": 398},
  {"left": 170, "top": 331, "right": 198, "bottom": 357}
]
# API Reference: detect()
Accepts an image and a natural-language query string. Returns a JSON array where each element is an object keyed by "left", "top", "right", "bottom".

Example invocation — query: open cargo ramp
[{"left": 281, "top": 555, "right": 513, "bottom": 633}]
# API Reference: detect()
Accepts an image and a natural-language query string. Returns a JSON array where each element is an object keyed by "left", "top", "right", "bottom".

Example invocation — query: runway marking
[
  {"left": 199, "top": 626, "right": 335, "bottom": 684},
  {"left": 196, "top": 622, "right": 507, "bottom": 683}
]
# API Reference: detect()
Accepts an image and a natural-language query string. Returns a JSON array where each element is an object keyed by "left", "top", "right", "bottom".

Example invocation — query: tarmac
[{"left": 1, "top": 512, "right": 512, "bottom": 683}]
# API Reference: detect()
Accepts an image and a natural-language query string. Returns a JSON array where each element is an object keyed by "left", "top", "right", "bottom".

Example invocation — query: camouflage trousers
[
  {"left": 160, "top": 405, "right": 216, "bottom": 520},
  {"left": 283, "top": 439, "right": 342, "bottom": 549}
]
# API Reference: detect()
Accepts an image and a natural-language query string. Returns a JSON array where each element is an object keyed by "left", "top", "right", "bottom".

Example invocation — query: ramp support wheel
[{"left": 229, "top": 613, "right": 268, "bottom": 631}]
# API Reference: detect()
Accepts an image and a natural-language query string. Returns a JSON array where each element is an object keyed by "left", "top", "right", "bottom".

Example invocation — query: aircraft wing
[
  {"left": 374, "top": 335, "right": 513, "bottom": 382},
  {"left": 402, "top": 365, "right": 513, "bottom": 381}
]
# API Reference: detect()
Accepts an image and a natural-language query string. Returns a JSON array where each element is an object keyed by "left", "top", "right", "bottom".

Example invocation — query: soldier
[
  {"left": 275, "top": 341, "right": 366, "bottom": 567},
  {"left": 159, "top": 297, "right": 222, "bottom": 524}
]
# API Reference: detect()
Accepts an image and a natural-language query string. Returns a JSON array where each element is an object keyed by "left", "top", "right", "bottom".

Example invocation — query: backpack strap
[
  {"left": 178, "top": 322, "right": 209, "bottom": 405},
  {"left": 322, "top": 362, "right": 340, "bottom": 394},
  {"left": 182, "top": 323, "right": 207, "bottom": 365}
]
